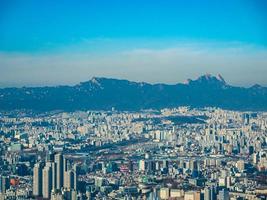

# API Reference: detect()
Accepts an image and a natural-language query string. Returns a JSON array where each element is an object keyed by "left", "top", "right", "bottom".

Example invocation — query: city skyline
[{"left": 1, "top": 1, "right": 267, "bottom": 199}]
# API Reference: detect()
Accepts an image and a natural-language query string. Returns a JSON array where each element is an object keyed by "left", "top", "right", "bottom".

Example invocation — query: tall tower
[
  {"left": 55, "top": 153, "right": 63, "bottom": 190},
  {"left": 42, "top": 165, "right": 52, "bottom": 199},
  {"left": 73, "top": 164, "right": 77, "bottom": 190},
  {"left": 33, "top": 163, "right": 42, "bottom": 197},
  {"left": 64, "top": 170, "right": 75, "bottom": 190},
  {"left": 51, "top": 162, "right": 57, "bottom": 192}
]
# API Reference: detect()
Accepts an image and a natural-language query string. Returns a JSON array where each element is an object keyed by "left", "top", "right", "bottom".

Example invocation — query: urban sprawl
[{"left": 0, "top": 107, "right": 267, "bottom": 200}]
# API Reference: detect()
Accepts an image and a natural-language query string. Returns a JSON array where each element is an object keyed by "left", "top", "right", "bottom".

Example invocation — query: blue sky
[{"left": 0, "top": 0, "right": 267, "bottom": 86}]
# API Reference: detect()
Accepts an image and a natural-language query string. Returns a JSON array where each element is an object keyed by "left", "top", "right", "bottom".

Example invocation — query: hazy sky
[{"left": 0, "top": 0, "right": 267, "bottom": 87}]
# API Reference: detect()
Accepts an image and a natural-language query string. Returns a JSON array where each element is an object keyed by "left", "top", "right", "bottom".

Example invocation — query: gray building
[{"left": 55, "top": 153, "right": 63, "bottom": 190}]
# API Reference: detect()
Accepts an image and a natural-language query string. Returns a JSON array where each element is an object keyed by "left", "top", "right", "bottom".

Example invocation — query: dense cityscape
[
  {"left": 0, "top": 107, "right": 266, "bottom": 199},
  {"left": 1, "top": 0, "right": 267, "bottom": 199}
]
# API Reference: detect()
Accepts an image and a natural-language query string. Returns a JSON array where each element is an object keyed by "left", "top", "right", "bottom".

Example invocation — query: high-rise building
[
  {"left": 55, "top": 153, "right": 63, "bottom": 190},
  {"left": 43, "top": 165, "right": 52, "bottom": 199},
  {"left": 236, "top": 160, "right": 245, "bottom": 171},
  {"left": 33, "top": 153, "right": 78, "bottom": 199},
  {"left": 73, "top": 164, "right": 77, "bottom": 190},
  {"left": 51, "top": 162, "right": 57, "bottom": 191},
  {"left": 195, "top": 191, "right": 201, "bottom": 200},
  {"left": 64, "top": 170, "right": 76, "bottom": 190},
  {"left": 204, "top": 187, "right": 210, "bottom": 200},
  {"left": 139, "top": 160, "right": 146, "bottom": 171},
  {"left": 162, "top": 160, "right": 169, "bottom": 169},
  {"left": 219, "top": 177, "right": 226, "bottom": 187},
  {"left": 226, "top": 177, "right": 231, "bottom": 188},
  {"left": 204, "top": 186, "right": 216, "bottom": 200},
  {"left": 218, "top": 189, "right": 230, "bottom": 200},
  {"left": 33, "top": 163, "right": 43, "bottom": 197}
]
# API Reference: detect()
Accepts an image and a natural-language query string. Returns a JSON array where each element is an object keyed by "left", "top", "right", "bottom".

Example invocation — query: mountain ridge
[
  {"left": 0, "top": 74, "right": 267, "bottom": 111},
  {"left": 0, "top": 74, "right": 264, "bottom": 89}
]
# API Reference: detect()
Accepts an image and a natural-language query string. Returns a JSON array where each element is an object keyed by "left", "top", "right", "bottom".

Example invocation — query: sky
[{"left": 0, "top": 0, "right": 267, "bottom": 87}]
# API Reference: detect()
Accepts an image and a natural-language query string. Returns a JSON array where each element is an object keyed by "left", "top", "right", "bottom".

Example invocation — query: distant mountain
[{"left": 0, "top": 74, "right": 267, "bottom": 111}]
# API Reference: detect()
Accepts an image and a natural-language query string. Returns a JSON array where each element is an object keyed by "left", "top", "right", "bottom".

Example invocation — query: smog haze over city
[{"left": 0, "top": 1, "right": 267, "bottom": 200}]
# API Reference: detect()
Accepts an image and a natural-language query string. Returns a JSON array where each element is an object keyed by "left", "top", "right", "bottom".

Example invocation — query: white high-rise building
[
  {"left": 64, "top": 170, "right": 76, "bottom": 190},
  {"left": 139, "top": 160, "right": 146, "bottom": 171},
  {"left": 33, "top": 163, "right": 42, "bottom": 197},
  {"left": 42, "top": 165, "right": 52, "bottom": 199}
]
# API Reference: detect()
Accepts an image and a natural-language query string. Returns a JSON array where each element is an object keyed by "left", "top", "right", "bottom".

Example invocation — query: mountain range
[{"left": 0, "top": 74, "right": 267, "bottom": 111}]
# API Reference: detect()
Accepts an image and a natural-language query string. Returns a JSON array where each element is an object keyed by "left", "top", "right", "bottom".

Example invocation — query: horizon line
[{"left": 0, "top": 73, "right": 265, "bottom": 89}]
